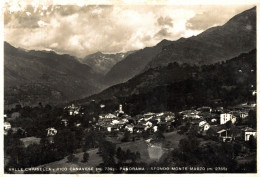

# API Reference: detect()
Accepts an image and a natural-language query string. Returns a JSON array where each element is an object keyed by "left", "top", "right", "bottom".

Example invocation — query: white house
[
  {"left": 153, "top": 126, "right": 158, "bottom": 132},
  {"left": 244, "top": 127, "right": 256, "bottom": 141},
  {"left": 4, "top": 122, "right": 11, "bottom": 135},
  {"left": 144, "top": 121, "right": 153, "bottom": 128},
  {"left": 217, "top": 129, "right": 232, "bottom": 142},
  {"left": 4, "top": 122, "right": 11, "bottom": 130},
  {"left": 220, "top": 113, "right": 236, "bottom": 124},
  {"left": 203, "top": 123, "right": 211, "bottom": 131},
  {"left": 199, "top": 121, "right": 210, "bottom": 131},
  {"left": 105, "top": 113, "right": 117, "bottom": 119},
  {"left": 46, "top": 127, "right": 57, "bottom": 136},
  {"left": 61, "top": 119, "right": 68, "bottom": 126},
  {"left": 125, "top": 125, "right": 134, "bottom": 133}
]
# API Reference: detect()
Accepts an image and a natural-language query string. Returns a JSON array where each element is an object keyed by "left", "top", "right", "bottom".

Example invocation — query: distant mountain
[
  {"left": 104, "top": 7, "right": 256, "bottom": 86},
  {"left": 4, "top": 42, "right": 102, "bottom": 107},
  {"left": 76, "top": 49, "right": 256, "bottom": 115},
  {"left": 146, "top": 6, "right": 256, "bottom": 69},
  {"left": 104, "top": 39, "right": 173, "bottom": 85},
  {"left": 81, "top": 51, "right": 135, "bottom": 75}
]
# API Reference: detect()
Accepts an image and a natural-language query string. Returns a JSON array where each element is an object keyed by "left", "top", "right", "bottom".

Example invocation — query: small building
[
  {"left": 4, "top": 122, "right": 11, "bottom": 135},
  {"left": 220, "top": 113, "right": 236, "bottom": 125},
  {"left": 197, "top": 106, "right": 212, "bottom": 113},
  {"left": 107, "top": 125, "right": 119, "bottom": 132},
  {"left": 125, "top": 124, "right": 134, "bottom": 133},
  {"left": 105, "top": 113, "right": 117, "bottom": 119},
  {"left": 134, "top": 125, "right": 145, "bottom": 133},
  {"left": 199, "top": 121, "right": 210, "bottom": 131},
  {"left": 46, "top": 127, "right": 57, "bottom": 136},
  {"left": 61, "top": 119, "right": 68, "bottom": 126},
  {"left": 153, "top": 126, "right": 158, "bottom": 132},
  {"left": 217, "top": 129, "right": 232, "bottom": 142},
  {"left": 243, "top": 127, "right": 256, "bottom": 141}
]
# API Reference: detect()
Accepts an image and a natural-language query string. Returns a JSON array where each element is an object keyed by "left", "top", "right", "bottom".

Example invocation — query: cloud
[
  {"left": 186, "top": 5, "right": 253, "bottom": 30},
  {"left": 154, "top": 28, "right": 172, "bottom": 38},
  {"left": 4, "top": 4, "right": 253, "bottom": 58},
  {"left": 157, "top": 16, "right": 173, "bottom": 27}
]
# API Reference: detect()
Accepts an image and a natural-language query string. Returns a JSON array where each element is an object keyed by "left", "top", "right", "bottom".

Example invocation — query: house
[
  {"left": 181, "top": 110, "right": 200, "bottom": 119},
  {"left": 134, "top": 125, "right": 145, "bottom": 133},
  {"left": 4, "top": 121, "right": 11, "bottom": 130},
  {"left": 107, "top": 125, "right": 119, "bottom": 132},
  {"left": 66, "top": 104, "right": 81, "bottom": 116},
  {"left": 153, "top": 126, "right": 158, "bottom": 132},
  {"left": 230, "top": 111, "right": 248, "bottom": 119},
  {"left": 165, "top": 115, "right": 174, "bottom": 122},
  {"left": 203, "top": 123, "right": 210, "bottom": 131},
  {"left": 217, "top": 129, "right": 232, "bottom": 142},
  {"left": 105, "top": 113, "right": 117, "bottom": 119},
  {"left": 46, "top": 127, "right": 57, "bottom": 136},
  {"left": 125, "top": 124, "right": 134, "bottom": 133},
  {"left": 197, "top": 106, "right": 212, "bottom": 113},
  {"left": 220, "top": 113, "right": 236, "bottom": 124},
  {"left": 75, "top": 123, "right": 81, "bottom": 127},
  {"left": 199, "top": 121, "right": 210, "bottom": 132},
  {"left": 4, "top": 122, "right": 11, "bottom": 135},
  {"left": 243, "top": 127, "right": 256, "bottom": 141},
  {"left": 61, "top": 119, "right": 68, "bottom": 126},
  {"left": 144, "top": 121, "right": 153, "bottom": 130},
  {"left": 156, "top": 113, "right": 164, "bottom": 117}
]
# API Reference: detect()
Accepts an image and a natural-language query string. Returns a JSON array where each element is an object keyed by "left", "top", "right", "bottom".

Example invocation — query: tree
[
  {"left": 67, "top": 154, "right": 78, "bottom": 163},
  {"left": 82, "top": 152, "right": 89, "bottom": 163},
  {"left": 248, "top": 110, "right": 256, "bottom": 128},
  {"left": 225, "top": 120, "right": 232, "bottom": 129},
  {"left": 121, "top": 131, "right": 130, "bottom": 142},
  {"left": 248, "top": 135, "right": 256, "bottom": 150},
  {"left": 116, "top": 147, "right": 123, "bottom": 161},
  {"left": 135, "top": 152, "right": 141, "bottom": 161},
  {"left": 54, "top": 129, "right": 78, "bottom": 155}
]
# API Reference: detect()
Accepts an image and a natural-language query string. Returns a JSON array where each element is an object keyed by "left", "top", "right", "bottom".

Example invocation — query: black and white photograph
[{"left": 2, "top": 0, "right": 258, "bottom": 174}]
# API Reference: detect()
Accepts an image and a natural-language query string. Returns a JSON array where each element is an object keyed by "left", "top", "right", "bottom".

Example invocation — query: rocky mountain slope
[{"left": 81, "top": 51, "right": 134, "bottom": 75}]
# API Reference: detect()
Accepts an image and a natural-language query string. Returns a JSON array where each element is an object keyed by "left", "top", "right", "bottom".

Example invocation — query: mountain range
[
  {"left": 104, "top": 7, "right": 256, "bottom": 85},
  {"left": 77, "top": 49, "right": 256, "bottom": 115},
  {"left": 75, "top": 7, "right": 256, "bottom": 113},
  {"left": 4, "top": 6, "right": 256, "bottom": 109},
  {"left": 4, "top": 42, "right": 102, "bottom": 107},
  {"left": 80, "top": 51, "right": 134, "bottom": 75}
]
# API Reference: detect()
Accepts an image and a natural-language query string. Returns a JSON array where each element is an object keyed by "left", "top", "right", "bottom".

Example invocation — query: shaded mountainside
[
  {"left": 4, "top": 42, "right": 103, "bottom": 107},
  {"left": 81, "top": 51, "right": 135, "bottom": 75},
  {"left": 104, "top": 39, "right": 173, "bottom": 85},
  {"left": 146, "top": 6, "right": 256, "bottom": 69},
  {"left": 75, "top": 49, "right": 256, "bottom": 115},
  {"left": 105, "top": 7, "right": 256, "bottom": 86}
]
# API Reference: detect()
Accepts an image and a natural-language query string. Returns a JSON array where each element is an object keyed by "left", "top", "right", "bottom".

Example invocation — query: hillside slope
[{"left": 4, "top": 42, "right": 102, "bottom": 107}]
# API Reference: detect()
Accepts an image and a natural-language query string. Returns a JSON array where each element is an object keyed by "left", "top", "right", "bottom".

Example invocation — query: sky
[{"left": 3, "top": 1, "right": 254, "bottom": 58}]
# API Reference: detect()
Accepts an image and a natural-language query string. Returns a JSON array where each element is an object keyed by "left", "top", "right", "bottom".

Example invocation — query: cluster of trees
[{"left": 116, "top": 147, "right": 141, "bottom": 163}]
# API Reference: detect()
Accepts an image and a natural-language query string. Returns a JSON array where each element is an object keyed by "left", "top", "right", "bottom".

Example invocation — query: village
[{"left": 4, "top": 94, "right": 257, "bottom": 174}]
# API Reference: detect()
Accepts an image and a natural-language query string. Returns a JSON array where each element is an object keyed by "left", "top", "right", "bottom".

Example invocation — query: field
[
  {"left": 20, "top": 137, "right": 41, "bottom": 147},
  {"left": 35, "top": 130, "right": 185, "bottom": 174}
]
